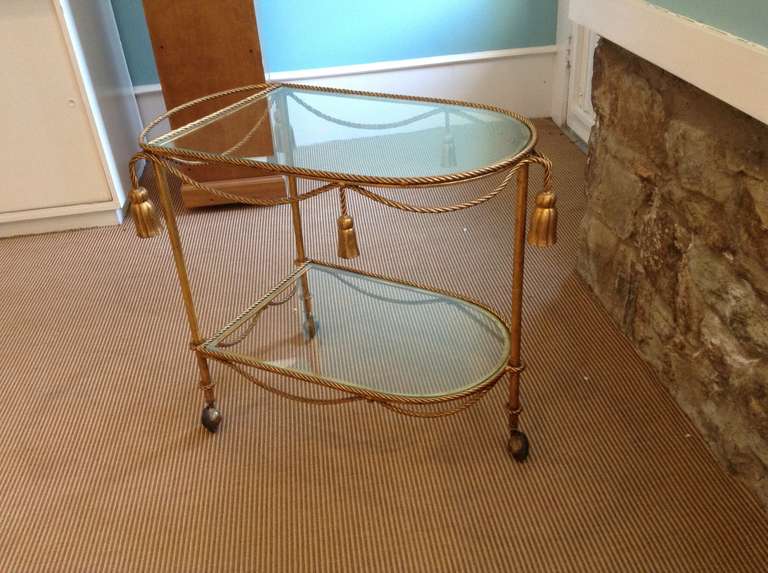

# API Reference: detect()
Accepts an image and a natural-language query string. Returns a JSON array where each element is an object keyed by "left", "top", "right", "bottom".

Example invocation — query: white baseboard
[
  {"left": 267, "top": 46, "right": 558, "bottom": 81},
  {"left": 0, "top": 208, "right": 122, "bottom": 238},
  {"left": 565, "top": 103, "right": 595, "bottom": 144},
  {"left": 134, "top": 46, "right": 558, "bottom": 130}
]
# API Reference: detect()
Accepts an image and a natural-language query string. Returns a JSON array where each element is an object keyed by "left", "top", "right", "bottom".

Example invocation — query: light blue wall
[
  {"left": 256, "top": 0, "right": 557, "bottom": 72},
  {"left": 110, "top": 0, "right": 157, "bottom": 86},
  {"left": 649, "top": 1, "right": 768, "bottom": 47},
  {"left": 110, "top": 0, "right": 557, "bottom": 86}
]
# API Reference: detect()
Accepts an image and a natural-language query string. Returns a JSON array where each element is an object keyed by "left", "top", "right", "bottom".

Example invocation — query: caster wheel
[
  {"left": 303, "top": 316, "right": 319, "bottom": 340},
  {"left": 507, "top": 430, "right": 529, "bottom": 462},
  {"left": 201, "top": 403, "right": 222, "bottom": 434}
]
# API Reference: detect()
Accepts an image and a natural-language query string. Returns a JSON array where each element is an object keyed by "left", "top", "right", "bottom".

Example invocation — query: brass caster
[
  {"left": 507, "top": 430, "right": 529, "bottom": 462},
  {"left": 201, "top": 403, "right": 222, "bottom": 434},
  {"left": 303, "top": 316, "right": 319, "bottom": 340}
]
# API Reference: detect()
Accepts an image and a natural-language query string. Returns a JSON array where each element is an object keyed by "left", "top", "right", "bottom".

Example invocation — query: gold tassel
[
  {"left": 337, "top": 214, "right": 360, "bottom": 259},
  {"left": 129, "top": 187, "right": 162, "bottom": 239},
  {"left": 527, "top": 191, "right": 558, "bottom": 247},
  {"left": 441, "top": 133, "right": 457, "bottom": 167}
]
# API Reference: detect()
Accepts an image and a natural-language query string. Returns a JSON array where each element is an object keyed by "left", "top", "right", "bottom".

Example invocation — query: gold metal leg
[
  {"left": 153, "top": 161, "right": 220, "bottom": 431},
  {"left": 287, "top": 175, "right": 317, "bottom": 339},
  {"left": 507, "top": 164, "right": 530, "bottom": 461}
]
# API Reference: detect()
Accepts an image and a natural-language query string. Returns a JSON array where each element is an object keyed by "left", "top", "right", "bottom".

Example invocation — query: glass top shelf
[
  {"left": 148, "top": 85, "right": 534, "bottom": 182},
  {"left": 203, "top": 263, "right": 511, "bottom": 399}
]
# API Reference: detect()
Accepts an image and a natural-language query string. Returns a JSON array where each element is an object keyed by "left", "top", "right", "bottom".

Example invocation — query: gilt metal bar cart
[{"left": 128, "top": 83, "right": 557, "bottom": 461}]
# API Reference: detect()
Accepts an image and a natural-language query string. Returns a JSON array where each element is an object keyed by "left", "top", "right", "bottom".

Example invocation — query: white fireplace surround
[{"left": 569, "top": 0, "right": 768, "bottom": 126}]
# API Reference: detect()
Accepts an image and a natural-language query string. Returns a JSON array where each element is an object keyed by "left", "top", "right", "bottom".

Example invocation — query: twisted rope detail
[
  {"left": 339, "top": 186, "right": 349, "bottom": 217},
  {"left": 138, "top": 82, "right": 541, "bottom": 187},
  {"left": 129, "top": 152, "right": 338, "bottom": 207},
  {"left": 129, "top": 151, "right": 553, "bottom": 215},
  {"left": 194, "top": 258, "right": 526, "bottom": 410},
  {"left": 168, "top": 105, "right": 272, "bottom": 167},
  {"left": 219, "top": 361, "right": 523, "bottom": 417},
  {"left": 224, "top": 362, "right": 362, "bottom": 406}
]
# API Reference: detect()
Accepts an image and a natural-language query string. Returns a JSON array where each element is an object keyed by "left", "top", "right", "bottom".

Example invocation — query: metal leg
[
  {"left": 507, "top": 164, "right": 530, "bottom": 461},
  {"left": 153, "top": 161, "right": 221, "bottom": 432},
  {"left": 287, "top": 175, "right": 318, "bottom": 339}
]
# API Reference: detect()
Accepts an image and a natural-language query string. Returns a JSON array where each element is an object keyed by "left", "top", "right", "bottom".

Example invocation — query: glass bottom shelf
[{"left": 200, "top": 262, "right": 511, "bottom": 401}]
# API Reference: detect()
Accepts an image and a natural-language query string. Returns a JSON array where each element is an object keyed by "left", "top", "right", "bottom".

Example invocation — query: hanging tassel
[
  {"left": 337, "top": 214, "right": 360, "bottom": 259},
  {"left": 527, "top": 190, "right": 558, "bottom": 247},
  {"left": 129, "top": 187, "right": 162, "bottom": 239},
  {"left": 441, "top": 133, "right": 457, "bottom": 168},
  {"left": 337, "top": 187, "right": 360, "bottom": 259}
]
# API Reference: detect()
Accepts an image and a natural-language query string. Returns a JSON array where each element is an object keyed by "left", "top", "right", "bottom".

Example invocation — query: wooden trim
[
  {"left": 0, "top": 200, "right": 120, "bottom": 223},
  {"left": 0, "top": 208, "right": 121, "bottom": 238},
  {"left": 181, "top": 176, "right": 286, "bottom": 208}
]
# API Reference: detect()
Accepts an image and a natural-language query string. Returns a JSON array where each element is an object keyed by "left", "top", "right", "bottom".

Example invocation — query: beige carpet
[{"left": 1, "top": 120, "right": 766, "bottom": 572}]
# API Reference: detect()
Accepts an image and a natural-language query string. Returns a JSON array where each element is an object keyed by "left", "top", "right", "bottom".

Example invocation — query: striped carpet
[{"left": 1, "top": 120, "right": 766, "bottom": 572}]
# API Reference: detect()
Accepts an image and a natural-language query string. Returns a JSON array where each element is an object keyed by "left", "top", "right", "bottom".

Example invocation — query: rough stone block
[{"left": 579, "top": 39, "right": 768, "bottom": 506}]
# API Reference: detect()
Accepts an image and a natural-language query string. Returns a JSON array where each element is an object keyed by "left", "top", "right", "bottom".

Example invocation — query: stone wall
[{"left": 579, "top": 40, "right": 768, "bottom": 505}]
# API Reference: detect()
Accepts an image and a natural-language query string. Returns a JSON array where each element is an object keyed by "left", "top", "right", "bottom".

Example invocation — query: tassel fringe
[
  {"left": 129, "top": 187, "right": 162, "bottom": 239},
  {"left": 337, "top": 187, "right": 360, "bottom": 259},
  {"left": 337, "top": 214, "right": 360, "bottom": 259},
  {"left": 527, "top": 190, "right": 557, "bottom": 247}
]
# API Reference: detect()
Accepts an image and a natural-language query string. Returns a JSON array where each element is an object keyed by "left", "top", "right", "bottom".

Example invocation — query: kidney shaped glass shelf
[
  {"left": 199, "top": 263, "right": 512, "bottom": 402},
  {"left": 143, "top": 83, "right": 537, "bottom": 186}
]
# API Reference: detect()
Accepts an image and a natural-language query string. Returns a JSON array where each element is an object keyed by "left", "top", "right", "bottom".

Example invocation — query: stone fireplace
[{"left": 579, "top": 40, "right": 768, "bottom": 504}]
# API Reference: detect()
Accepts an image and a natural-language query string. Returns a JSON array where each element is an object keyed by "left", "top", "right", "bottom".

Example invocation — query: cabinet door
[{"left": 0, "top": 1, "right": 112, "bottom": 214}]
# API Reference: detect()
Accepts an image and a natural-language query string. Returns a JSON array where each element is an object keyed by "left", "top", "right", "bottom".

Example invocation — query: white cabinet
[{"left": 0, "top": 0, "right": 142, "bottom": 237}]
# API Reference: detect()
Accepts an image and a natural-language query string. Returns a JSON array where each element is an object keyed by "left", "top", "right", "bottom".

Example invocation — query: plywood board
[
  {"left": 143, "top": 0, "right": 274, "bottom": 184},
  {"left": 180, "top": 176, "right": 286, "bottom": 208}
]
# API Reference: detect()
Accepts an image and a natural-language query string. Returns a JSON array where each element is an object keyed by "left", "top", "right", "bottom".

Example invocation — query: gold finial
[
  {"left": 527, "top": 191, "right": 557, "bottom": 247},
  {"left": 337, "top": 214, "right": 360, "bottom": 259},
  {"left": 129, "top": 187, "right": 162, "bottom": 239}
]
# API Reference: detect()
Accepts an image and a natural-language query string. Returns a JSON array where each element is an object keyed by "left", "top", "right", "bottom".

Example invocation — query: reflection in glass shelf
[
  {"left": 156, "top": 86, "right": 533, "bottom": 180},
  {"left": 205, "top": 264, "right": 511, "bottom": 398}
]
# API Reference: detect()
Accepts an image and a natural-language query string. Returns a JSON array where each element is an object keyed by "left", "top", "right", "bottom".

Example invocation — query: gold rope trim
[
  {"left": 169, "top": 103, "right": 271, "bottom": 166},
  {"left": 129, "top": 151, "right": 553, "bottom": 215},
  {"left": 216, "top": 285, "right": 298, "bottom": 349},
  {"left": 224, "top": 362, "right": 362, "bottom": 406},
  {"left": 129, "top": 152, "right": 339, "bottom": 207},
  {"left": 339, "top": 186, "right": 349, "bottom": 216},
  {"left": 220, "top": 361, "right": 517, "bottom": 418},
  {"left": 137, "top": 82, "right": 540, "bottom": 188},
  {"left": 376, "top": 386, "right": 494, "bottom": 418},
  {"left": 201, "top": 345, "right": 509, "bottom": 405},
  {"left": 140, "top": 83, "right": 278, "bottom": 148},
  {"left": 288, "top": 91, "right": 444, "bottom": 130},
  {"left": 195, "top": 260, "right": 524, "bottom": 408},
  {"left": 343, "top": 168, "right": 517, "bottom": 214}
]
